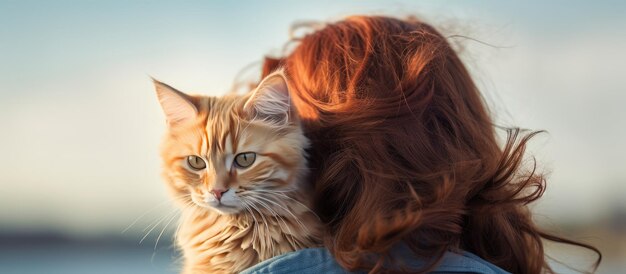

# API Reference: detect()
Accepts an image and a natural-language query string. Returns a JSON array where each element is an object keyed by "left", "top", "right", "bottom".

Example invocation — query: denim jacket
[{"left": 241, "top": 247, "right": 510, "bottom": 274}]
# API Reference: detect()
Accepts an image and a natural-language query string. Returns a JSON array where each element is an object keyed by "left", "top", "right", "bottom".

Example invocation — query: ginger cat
[{"left": 154, "top": 71, "right": 322, "bottom": 273}]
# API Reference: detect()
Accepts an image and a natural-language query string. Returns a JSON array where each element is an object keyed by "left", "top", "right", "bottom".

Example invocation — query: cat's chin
[
  {"left": 194, "top": 202, "right": 241, "bottom": 215},
  {"left": 211, "top": 205, "right": 241, "bottom": 215}
]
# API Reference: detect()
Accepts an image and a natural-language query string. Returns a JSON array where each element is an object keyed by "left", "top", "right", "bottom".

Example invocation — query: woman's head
[{"left": 262, "top": 16, "right": 600, "bottom": 273}]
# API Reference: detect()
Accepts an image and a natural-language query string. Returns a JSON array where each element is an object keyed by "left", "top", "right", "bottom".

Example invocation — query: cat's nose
[{"left": 210, "top": 188, "right": 227, "bottom": 201}]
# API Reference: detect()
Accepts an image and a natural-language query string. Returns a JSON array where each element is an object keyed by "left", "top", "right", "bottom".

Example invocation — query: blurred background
[{"left": 1, "top": 0, "right": 624, "bottom": 273}]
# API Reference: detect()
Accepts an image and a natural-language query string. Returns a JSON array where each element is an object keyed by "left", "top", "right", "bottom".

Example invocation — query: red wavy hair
[{"left": 261, "top": 16, "right": 601, "bottom": 273}]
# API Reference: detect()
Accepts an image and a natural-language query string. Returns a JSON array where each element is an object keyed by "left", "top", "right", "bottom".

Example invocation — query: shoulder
[
  {"left": 430, "top": 251, "right": 511, "bottom": 274},
  {"left": 240, "top": 248, "right": 349, "bottom": 274},
  {"left": 241, "top": 247, "right": 511, "bottom": 274}
]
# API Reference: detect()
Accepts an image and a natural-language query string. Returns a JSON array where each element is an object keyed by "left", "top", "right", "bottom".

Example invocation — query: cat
[{"left": 153, "top": 70, "right": 323, "bottom": 274}]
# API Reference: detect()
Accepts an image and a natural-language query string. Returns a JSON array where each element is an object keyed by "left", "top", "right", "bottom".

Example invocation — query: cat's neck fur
[{"left": 176, "top": 189, "right": 322, "bottom": 274}]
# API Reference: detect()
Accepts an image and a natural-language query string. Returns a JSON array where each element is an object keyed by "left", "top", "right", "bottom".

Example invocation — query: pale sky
[{"left": 1, "top": 0, "right": 625, "bottom": 236}]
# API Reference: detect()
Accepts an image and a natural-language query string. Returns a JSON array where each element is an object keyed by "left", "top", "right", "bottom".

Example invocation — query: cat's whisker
[
  {"left": 254, "top": 195, "right": 311, "bottom": 235},
  {"left": 244, "top": 195, "right": 293, "bottom": 237},
  {"left": 141, "top": 207, "right": 177, "bottom": 233},
  {"left": 249, "top": 187, "right": 297, "bottom": 193},
  {"left": 150, "top": 212, "right": 181, "bottom": 263},
  {"left": 244, "top": 196, "right": 302, "bottom": 257},
  {"left": 242, "top": 201, "right": 260, "bottom": 222},
  {"left": 252, "top": 189, "right": 321, "bottom": 221},
  {"left": 259, "top": 197, "right": 308, "bottom": 237},
  {"left": 154, "top": 210, "right": 180, "bottom": 250},
  {"left": 173, "top": 208, "right": 188, "bottom": 243},
  {"left": 266, "top": 207, "right": 298, "bottom": 248},
  {"left": 240, "top": 201, "right": 259, "bottom": 246},
  {"left": 121, "top": 196, "right": 188, "bottom": 234},
  {"left": 244, "top": 198, "right": 272, "bottom": 253},
  {"left": 156, "top": 200, "right": 194, "bottom": 251},
  {"left": 254, "top": 189, "right": 315, "bottom": 209},
  {"left": 140, "top": 207, "right": 180, "bottom": 244},
  {"left": 241, "top": 201, "right": 257, "bottom": 242},
  {"left": 268, "top": 192, "right": 318, "bottom": 217}
]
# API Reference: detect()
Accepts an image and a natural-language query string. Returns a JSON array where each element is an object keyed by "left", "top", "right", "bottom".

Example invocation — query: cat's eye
[
  {"left": 187, "top": 155, "right": 206, "bottom": 170},
  {"left": 234, "top": 152, "right": 256, "bottom": 168}
]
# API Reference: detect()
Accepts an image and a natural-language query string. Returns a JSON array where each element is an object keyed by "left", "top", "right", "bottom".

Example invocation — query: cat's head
[{"left": 154, "top": 71, "right": 309, "bottom": 215}]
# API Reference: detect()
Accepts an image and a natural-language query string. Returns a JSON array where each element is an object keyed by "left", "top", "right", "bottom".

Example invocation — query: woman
[{"left": 243, "top": 16, "right": 600, "bottom": 273}]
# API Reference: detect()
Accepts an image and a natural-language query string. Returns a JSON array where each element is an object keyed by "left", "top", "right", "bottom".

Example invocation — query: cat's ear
[
  {"left": 244, "top": 70, "right": 293, "bottom": 125},
  {"left": 153, "top": 79, "right": 198, "bottom": 126}
]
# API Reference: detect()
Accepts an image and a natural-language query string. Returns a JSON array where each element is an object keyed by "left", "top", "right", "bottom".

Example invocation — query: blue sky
[{"left": 1, "top": 1, "right": 625, "bottom": 236}]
